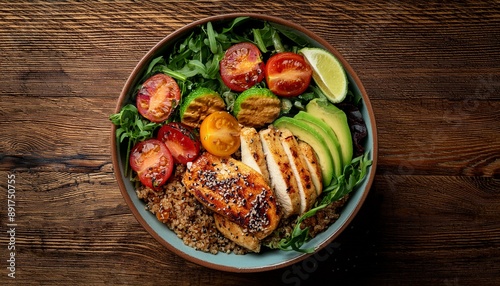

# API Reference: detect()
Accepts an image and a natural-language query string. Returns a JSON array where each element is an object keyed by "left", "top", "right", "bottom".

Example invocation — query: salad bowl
[{"left": 111, "top": 13, "right": 377, "bottom": 272}]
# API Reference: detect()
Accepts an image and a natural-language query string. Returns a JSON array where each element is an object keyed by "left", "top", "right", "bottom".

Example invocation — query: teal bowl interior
[{"left": 111, "top": 13, "right": 378, "bottom": 272}]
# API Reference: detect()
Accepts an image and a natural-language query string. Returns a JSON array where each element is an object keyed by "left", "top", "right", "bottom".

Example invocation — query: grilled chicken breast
[
  {"left": 240, "top": 127, "right": 270, "bottom": 184},
  {"left": 183, "top": 152, "right": 280, "bottom": 240},
  {"left": 214, "top": 213, "right": 261, "bottom": 253},
  {"left": 259, "top": 127, "right": 301, "bottom": 217},
  {"left": 280, "top": 129, "right": 318, "bottom": 214},
  {"left": 298, "top": 141, "right": 323, "bottom": 196}
]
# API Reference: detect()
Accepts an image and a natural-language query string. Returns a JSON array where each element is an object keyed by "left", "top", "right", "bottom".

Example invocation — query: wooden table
[{"left": 1, "top": 1, "right": 499, "bottom": 285}]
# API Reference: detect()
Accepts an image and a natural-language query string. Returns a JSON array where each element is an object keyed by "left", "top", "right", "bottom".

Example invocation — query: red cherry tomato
[
  {"left": 136, "top": 73, "right": 181, "bottom": 122},
  {"left": 265, "top": 52, "right": 312, "bottom": 97},
  {"left": 220, "top": 42, "right": 265, "bottom": 92},
  {"left": 129, "top": 139, "right": 174, "bottom": 189},
  {"left": 157, "top": 122, "right": 201, "bottom": 165}
]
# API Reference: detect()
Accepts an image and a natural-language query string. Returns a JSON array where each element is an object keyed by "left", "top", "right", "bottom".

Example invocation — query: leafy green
[
  {"left": 273, "top": 152, "right": 373, "bottom": 253},
  {"left": 253, "top": 28, "right": 268, "bottom": 53},
  {"left": 277, "top": 89, "right": 321, "bottom": 116},
  {"left": 221, "top": 16, "right": 249, "bottom": 33},
  {"left": 251, "top": 22, "right": 287, "bottom": 54},
  {"left": 206, "top": 22, "right": 218, "bottom": 54},
  {"left": 321, "top": 152, "right": 372, "bottom": 203},
  {"left": 109, "top": 104, "right": 161, "bottom": 179},
  {"left": 271, "top": 23, "right": 310, "bottom": 47}
]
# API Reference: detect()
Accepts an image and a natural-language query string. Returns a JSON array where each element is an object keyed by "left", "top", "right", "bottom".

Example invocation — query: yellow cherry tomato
[{"left": 199, "top": 111, "right": 241, "bottom": 157}]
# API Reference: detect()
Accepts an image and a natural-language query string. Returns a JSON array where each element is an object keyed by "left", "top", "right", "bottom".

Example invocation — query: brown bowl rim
[{"left": 111, "top": 12, "right": 378, "bottom": 273}]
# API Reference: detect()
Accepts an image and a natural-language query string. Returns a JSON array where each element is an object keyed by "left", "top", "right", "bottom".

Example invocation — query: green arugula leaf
[
  {"left": 109, "top": 104, "right": 161, "bottom": 179},
  {"left": 253, "top": 28, "right": 267, "bottom": 53},
  {"left": 271, "top": 23, "right": 310, "bottom": 47},
  {"left": 221, "top": 17, "right": 249, "bottom": 33},
  {"left": 206, "top": 22, "right": 218, "bottom": 54},
  {"left": 271, "top": 28, "right": 285, "bottom": 53},
  {"left": 146, "top": 56, "right": 165, "bottom": 75}
]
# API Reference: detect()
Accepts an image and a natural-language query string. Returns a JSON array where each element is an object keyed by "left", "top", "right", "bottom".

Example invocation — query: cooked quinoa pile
[{"left": 136, "top": 164, "right": 348, "bottom": 254}]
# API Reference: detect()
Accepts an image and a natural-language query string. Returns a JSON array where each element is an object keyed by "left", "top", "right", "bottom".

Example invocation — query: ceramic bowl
[{"left": 111, "top": 13, "right": 377, "bottom": 272}]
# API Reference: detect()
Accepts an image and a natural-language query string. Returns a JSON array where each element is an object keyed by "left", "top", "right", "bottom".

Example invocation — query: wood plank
[
  {"left": 374, "top": 99, "right": 500, "bottom": 177},
  {"left": 0, "top": 95, "right": 116, "bottom": 172}
]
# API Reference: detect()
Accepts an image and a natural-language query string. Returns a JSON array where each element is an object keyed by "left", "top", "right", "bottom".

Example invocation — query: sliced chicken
[
  {"left": 259, "top": 127, "right": 301, "bottom": 217},
  {"left": 183, "top": 152, "right": 280, "bottom": 239},
  {"left": 214, "top": 213, "right": 261, "bottom": 253},
  {"left": 240, "top": 127, "right": 270, "bottom": 184},
  {"left": 298, "top": 141, "right": 323, "bottom": 196},
  {"left": 280, "top": 129, "right": 318, "bottom": 214}
]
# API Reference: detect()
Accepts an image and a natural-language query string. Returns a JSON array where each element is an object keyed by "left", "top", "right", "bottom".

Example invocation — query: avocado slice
[
  {"left": 305, "top": 98, "right": 353, "bottom": 166},
  {"left": 273, "top": 116, "right": 334, "bottom": 186},
  {"left": 294, "top": 111, "right": 343, "bottom": 178}
]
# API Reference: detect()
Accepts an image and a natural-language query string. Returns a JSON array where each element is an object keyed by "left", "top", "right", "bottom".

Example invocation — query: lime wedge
[{"left": 299, "top": 47, "right": 348, "bottom": 103}]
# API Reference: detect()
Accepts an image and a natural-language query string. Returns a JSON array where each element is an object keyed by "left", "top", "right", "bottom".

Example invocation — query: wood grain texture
[{"left": 0, "top": 0, "right": 499, "bottom": 285}]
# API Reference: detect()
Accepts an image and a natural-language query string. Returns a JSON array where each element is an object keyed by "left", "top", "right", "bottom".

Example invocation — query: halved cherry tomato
[
  {"left": 199, "top": 111, "right": 241, "bottom": 157},
  {"left": 129, "top": 139, "right": 174, "bottom": 189},
  {"left": 265, "top": 52, "right": 312, "bottom": 97},
  {"left": 136, "top": 73, "right": 181, "bottom": 122},
  {"left": 220, "top": 42, "right": 265, "bottom": 92},
  {"left": 157, "top": 122, "right": 201, "bottom": 165}
]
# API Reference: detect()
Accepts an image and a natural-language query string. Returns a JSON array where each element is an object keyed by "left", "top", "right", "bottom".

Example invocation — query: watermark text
[{"left": 6, "top": 173, "right": 16, "bottom": 279}]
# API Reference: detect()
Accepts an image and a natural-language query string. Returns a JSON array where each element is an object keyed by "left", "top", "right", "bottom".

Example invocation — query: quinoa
[
  {"left": 261, "top": 195, "right": 349, "bottom": 248},
  {"left": 301, "top": 195, "right": 349, "bottom": 238},
  {"left": 136, "top": 164, "right": 348, "bottom": 254},
  {"left": 137, "top": 164, "right": 248, "bottom": 254}
]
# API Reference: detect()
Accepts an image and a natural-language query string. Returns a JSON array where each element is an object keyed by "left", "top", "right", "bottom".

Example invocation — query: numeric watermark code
[{"left": 6, "top": 173, "right": 16, "bottom": 279}]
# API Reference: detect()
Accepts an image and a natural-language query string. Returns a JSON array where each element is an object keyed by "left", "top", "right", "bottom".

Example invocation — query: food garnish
[{"left": 299, "top": 47, "right": 348, "bottom": 103}]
